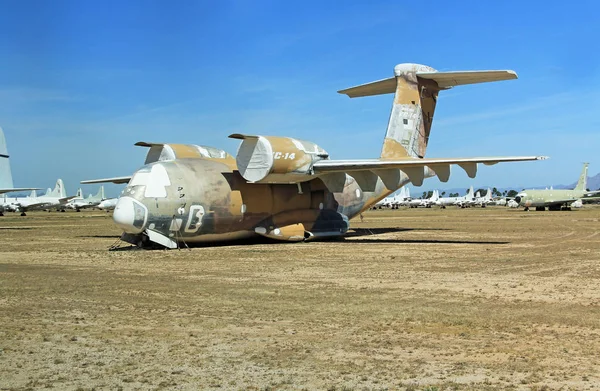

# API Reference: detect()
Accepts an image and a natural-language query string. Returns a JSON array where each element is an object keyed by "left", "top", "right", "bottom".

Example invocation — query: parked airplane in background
[
  {"left": 515, "top": 163, "right": 599, "bottom": 211},
  {"left": 67, "top": 186, "right": 105, "bottom": 211},
  {"left": 436, "top": 186, "right": 475, "bottom": 208},
  {"left": 374, "top": 186, "right": 410, "bottom": 209},
  {"left": 6, "top": 179, "right": 74, "bottom": 216},
  {"left": 83, "top": 62, "right": 544, "bottom": 249},
  {"left": 0, "top": 127, "right": 39, "bottom": 212},
  {"left": 97, "top": 198, "right": 118, "bottom": 211},
  {"left": 408, "top": 189, "right": 439, "bottom": 208},
  {"left": 473, "top": 188, "right": 493, "bottom": 207}
]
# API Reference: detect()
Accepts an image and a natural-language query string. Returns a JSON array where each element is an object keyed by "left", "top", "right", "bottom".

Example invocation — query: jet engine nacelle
[{"left": 230, "top": 134, "right": 329, "bottom": 183}]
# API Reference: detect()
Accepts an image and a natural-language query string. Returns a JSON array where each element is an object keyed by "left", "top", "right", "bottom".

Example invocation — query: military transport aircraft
[
  {"left": 515, "top": 163, "right": 599, "bottom": 211},
  {"left": 83, "top": 63, "right": 546, "bottom": 249}
]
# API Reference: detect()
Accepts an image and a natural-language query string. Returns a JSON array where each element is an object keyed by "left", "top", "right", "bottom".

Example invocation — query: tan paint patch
[
  {"left": 380, "top": 138, "right": 410, "bottom": 160},
  {"left": 394, "top": 77, "right": 420, "bottom": 105}
]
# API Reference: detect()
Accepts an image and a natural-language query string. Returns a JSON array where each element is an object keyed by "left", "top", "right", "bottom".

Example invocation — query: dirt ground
[{"left": 1, "top": 206, "right": 600, "bottom": 391}]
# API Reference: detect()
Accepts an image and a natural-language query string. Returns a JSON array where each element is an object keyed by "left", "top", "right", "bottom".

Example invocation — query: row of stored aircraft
[
  {"left": 0, "top": 181, "right": 117, "bottom": 216},
  {"left": 0, "top": 130, "right": 117, "bottom": 215},
  {"left": 374, "top": 186, "right": 501, "bottom": 209},
  {"left": 7, "top": 61, "right": 593, "bottom": 248},
  {"left": 373, "top": 163, "right": 598, "bottom": 211}
]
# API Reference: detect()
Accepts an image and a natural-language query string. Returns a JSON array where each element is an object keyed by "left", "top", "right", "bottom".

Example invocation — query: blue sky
[{"left": 1, "top": 0, "right": 599, "bottom": 196}]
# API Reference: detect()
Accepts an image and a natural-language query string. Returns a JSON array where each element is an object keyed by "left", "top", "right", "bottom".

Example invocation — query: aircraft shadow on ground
[
  {"left": 345, "top": 238, "right": 510, "bottom": 245},
  {"left": 346, "top": 228, "right": 509, "bottom": 245},
  {"left": 78, "top": 235, "right": 120, "bottom": 239}
]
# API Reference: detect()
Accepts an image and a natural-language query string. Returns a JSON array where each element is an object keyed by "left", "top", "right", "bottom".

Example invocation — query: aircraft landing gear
[
  {"left": 20, "top": 212, "right": 27, "bottom": 216},
  {"left": 535, "top": 206, "right": 545, "bottom": 211},
  {"left": 561, "top": 206, "right": 572, "bottom": 211},
  {"left": 549, "top": 204, "right": 561, "bottom": 211},
  {"left": 524, "top": 207, "right": 529, "bottom": 211}
]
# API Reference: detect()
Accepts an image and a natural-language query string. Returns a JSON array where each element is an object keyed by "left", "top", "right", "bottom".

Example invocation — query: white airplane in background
[
  {"left": 374, "top": 186, "right": 410, "bottom": 209},
  {"left": 6, "top": 179, "right": 75, "bottom": 216},
  {"left": 408, "top": 189, "right": 439, "bottom": 208},
  {"left": 436, "top": 186, "right": 475, "bottom": 208},
  {"left": 67, "top": 186, "right": 105, "bottom": 211},
  {"left": 97, "top": 198, "right": 118, "bottom": 211},
  {"left": 0, "top": 127, "right": 40, "bottom": 215},
  {"left": 473, "top": 188, "right": 494, "bottom": 207}
]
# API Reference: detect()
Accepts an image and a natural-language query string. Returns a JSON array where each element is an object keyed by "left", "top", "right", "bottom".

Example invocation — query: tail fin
[
  {"left": 96, "top": 186, "right": 105, "bottom": 200},
  {"left": 30, "top": 190, "right": 37, "bottom": 198},
  {"left": 338, "top": 64, "right": 517, "bottom": 159},
  {"left": 467, "top": 186, "right": 474, "bottom": 198},
  {"left": 0, "top": 127, "right": 14, "bottom": 189},
  {"left": 50, "top": 179, "right": 66, "bottom": 198},
  {"left": 76, "top": 188, "right": 83, "bottom": 198},
  {"left": 574, "top": 163, "right": 589, "bottom": 191}
]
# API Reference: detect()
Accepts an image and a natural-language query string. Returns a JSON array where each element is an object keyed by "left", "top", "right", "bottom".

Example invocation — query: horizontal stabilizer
[
  {"left": 417, "top": 70, "right": 518, "bottom": 88},
  {"left": 81, "top": 176, "right": 132, "bottom": 185},
  {"left": 338, "top": 69, "right": 517, "bottom": 98}
]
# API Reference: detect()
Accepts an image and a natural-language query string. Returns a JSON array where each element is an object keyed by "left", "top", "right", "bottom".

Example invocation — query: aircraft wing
[
  {"left": 81, "top": 176, "right": 132, "bottom": 185},
  {"left": 0, "top": 188, "right": 42, "bottom": 195},
  {"left": 58, "top": 196, "right": 77, "bottom": 204},
  {"left": 312, "top": 156, "right": 547, "bottom": 186}
]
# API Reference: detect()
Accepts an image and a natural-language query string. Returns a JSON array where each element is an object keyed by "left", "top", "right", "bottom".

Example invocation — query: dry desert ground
[{"left": 1, "top": 206, "right": 600, "bottom": 390}]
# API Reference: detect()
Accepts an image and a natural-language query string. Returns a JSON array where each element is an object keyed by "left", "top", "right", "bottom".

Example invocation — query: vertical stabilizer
[
  {"left": 467, "top": 186, "right": 474, "bottom": 198},
  {"left": 76, "top": 188, "right": 83, "bottom": 198},
  {"left": 0, "top": 127, "right": 14, "bottom": 189},
  {"left": 96, "top": 186, "right": 105, "bottom": 200},
  {"left": 49, "top": 179, "right": 67, "bottom": 198},
  {"left": 574, "top": 163, "right": 588, "bottom": 191}
]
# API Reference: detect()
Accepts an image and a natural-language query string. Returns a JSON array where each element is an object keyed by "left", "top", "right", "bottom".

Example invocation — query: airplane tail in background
[
  {"left": 96, "top": 186, "right": 105, "bottom": 200},
  {"left": 76, "top": 188, "right": 83, "bottom": 198},
  {"left": 48, "top": 179, "right": 67, "bottom": 198},
  {"left": 466, "top": 186, "right": 474, "bottom": 198},
  {"left": 0, "top": 127, "right": 14, "bottom": 189},
  {"left": 486, "top": 188, "right": 493, "bottom": 201},
  {"left": 338, "top": 63, "right": 518, "bottom": 160},
  {"left": 574, "top": 163, "right": 589, "bottom": 191}
]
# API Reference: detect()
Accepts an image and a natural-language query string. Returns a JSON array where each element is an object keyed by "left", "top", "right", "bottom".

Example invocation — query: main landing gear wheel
[
  {"left": 20, "top": 212, "right": 27, "bottom": 216},
  {"left": 535, "top": 206, "right": 545, "bottom": 211},
  {"left": 524, "top": 207, "right": 529, "bottom": 211}
]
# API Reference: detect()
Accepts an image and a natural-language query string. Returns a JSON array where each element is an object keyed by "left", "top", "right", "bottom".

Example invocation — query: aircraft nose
[{"left": 113, "top": 196, "right": 148, "bottom": 234}]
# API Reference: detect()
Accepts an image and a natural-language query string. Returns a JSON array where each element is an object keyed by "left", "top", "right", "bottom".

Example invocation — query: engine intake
[{"left": 230, "top": 134, "right": 329, "bottom": 183}]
